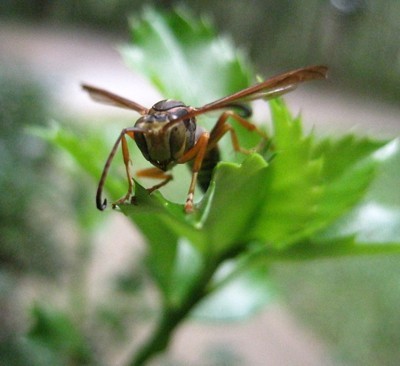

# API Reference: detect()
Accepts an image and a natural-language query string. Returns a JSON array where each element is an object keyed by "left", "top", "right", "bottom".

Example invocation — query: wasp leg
[
  {"left": 136, "top": 167, "right": 173, "bottom": 193},
  {"left": 97, "top": 128, "right": 136, "bottom": 210},
  {"left": 111, "top": 130, "right": 136, "bottom": 208},
  {"left": 177, "top": 132, "right": 210, "bottom": 213},
  {"left": 207, "top": 110, "right": 269, "bottom": 153}
]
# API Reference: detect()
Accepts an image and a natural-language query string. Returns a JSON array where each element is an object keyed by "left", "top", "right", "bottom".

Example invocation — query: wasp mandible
[{"left": 82, "top": 65, "right": 328, "bottom": 213}]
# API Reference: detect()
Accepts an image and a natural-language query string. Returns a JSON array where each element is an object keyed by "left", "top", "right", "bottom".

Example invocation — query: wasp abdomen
[{"left": 196, "top": 146, "right": 220, "bottom": 192}]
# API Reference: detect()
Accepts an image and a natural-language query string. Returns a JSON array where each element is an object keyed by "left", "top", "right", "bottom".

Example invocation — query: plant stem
[
  {"left": 129, "top": 308, "right": 188, "bottom": 366},
  {"left": 127, "top": 258, "right": 221, "bottom": 366}
]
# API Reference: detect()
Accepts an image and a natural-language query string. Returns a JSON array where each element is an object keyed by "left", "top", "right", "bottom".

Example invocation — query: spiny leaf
[
  {"left": 315, "top": 138, "right": 400, "bottom": 246},
  {"left": 252, "top": 99, "right": 325, "bottom": 247},
  {"left": 310, "top": 135, "right": 385, "bottom": 224},
  {"left": 252, "top": 99, "right": 387, "bottom": 248}
]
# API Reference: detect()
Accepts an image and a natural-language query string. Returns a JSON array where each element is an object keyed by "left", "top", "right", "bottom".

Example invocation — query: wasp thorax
[{"left": 133, "top": 100, "right": 197, "bottom": 171}]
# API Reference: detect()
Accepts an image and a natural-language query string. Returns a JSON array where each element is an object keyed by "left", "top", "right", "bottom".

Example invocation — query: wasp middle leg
[{"left": 207, "top": 110, "right": 269, "bottom": 154}]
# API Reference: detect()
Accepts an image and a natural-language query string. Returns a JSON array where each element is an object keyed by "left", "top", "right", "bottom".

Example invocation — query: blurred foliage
[
  {"left": 28, "top": 305, "right": 92, "bottom": 365},
  {"left": 1, "top": 0, "right": 400, "bottom": 101},
  {"left": 0, "top": 69, "right": 64, "bottom": 365},
  {"left": 0, "top": 70, "right": 150, "bottom": 365},
  {"left": 0, "top": 70, "right": 61, "bottom": 275},
  {"left": 273, "top": 255, "right": 400, "bottom": 366}
]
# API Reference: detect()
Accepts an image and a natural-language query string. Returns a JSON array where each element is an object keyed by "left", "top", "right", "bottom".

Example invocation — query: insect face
[{"left": 134, "top": 100, "right": 197, "bottom": 171}]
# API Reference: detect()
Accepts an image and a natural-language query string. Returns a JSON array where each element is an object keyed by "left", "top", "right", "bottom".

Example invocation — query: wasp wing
[
  {"left": 161, "top": 65, "right": 327, "bottom": 132},
  {"left": 195, "top": 65, "right": 327, "bottom": 115},
  {"left": 81, "top": 84, "right": 148, "bottom": 114},
  {"left": 235, "top": 84, "right": 298, "bottom": 103}
]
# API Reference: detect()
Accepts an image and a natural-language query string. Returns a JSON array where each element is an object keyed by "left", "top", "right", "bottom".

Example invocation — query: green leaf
[
  {"left": 252, "top": 99, "right": 387, "bottom": 248},
  {"left": 312, "top": 135, "right": 386, "bottom": 224},
  {"left": 119, "top": 183, "right": 185, "bottom": 299},
  {"left": 119, "top": 157, "right": 270, "bottom": 302},
  {"left": 198, "top": 154, "right": 268, "bottom": 254},
  {"left": 31, "top": 122, "right": 126, "bottom": 199},
  {"left": 122, "top": 7, "right": 253, "bottom": 106},
  {"left": 253, "top": 138, "right": 400, "bottom": 260},
  {"left": 168, "top": 238, "right": 205, "bottom": 307},
  {"left": 314, "top": 138, "right": 400, "bottom": 246},
  {"left": 252, "top": 99, "right": 324, "bottom": 247},
  {"left": 258, "top": 236, "right": 400, "bottom": 261}
]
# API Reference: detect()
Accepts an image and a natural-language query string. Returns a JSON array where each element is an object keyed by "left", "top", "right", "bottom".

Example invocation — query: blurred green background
[
  {"left": 0, "top": 1, "right": 399, "bottom": 365},
  {"left": 2, "top": 0, "right": 400, "bottom": 101}
]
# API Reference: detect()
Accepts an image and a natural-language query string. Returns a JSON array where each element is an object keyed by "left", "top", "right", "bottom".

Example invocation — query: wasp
[{"left": 82, "top": 65, "right": 328, "bottom": 213}]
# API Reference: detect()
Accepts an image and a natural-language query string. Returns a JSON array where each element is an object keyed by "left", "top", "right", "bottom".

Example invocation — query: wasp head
[{"left": 134, "top": 100, "right": 196, "bottom": 170}]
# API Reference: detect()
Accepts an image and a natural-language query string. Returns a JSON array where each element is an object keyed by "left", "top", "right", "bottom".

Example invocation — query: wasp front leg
[
  {"left": 111, "top": 131, "right": 136, "bottom": 208},
  {"left": 96, "top": 128, "right": 136, "bottom": 210}
]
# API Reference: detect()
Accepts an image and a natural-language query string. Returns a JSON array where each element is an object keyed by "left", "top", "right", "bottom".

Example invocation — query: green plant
[
  {"left": 0, "top": 69, "right": 69, "bottom": 366},
  {"left": 37, "top": 8, "right": 400, "bottom": 366}
]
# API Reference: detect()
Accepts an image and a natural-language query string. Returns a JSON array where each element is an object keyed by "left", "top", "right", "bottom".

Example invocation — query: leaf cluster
[{"left": 38, "top": 8, "right": 400, "bottom": 365}]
